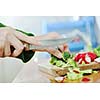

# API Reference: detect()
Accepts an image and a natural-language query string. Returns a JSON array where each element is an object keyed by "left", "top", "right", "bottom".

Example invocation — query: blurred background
[
  {"left": 0, "top": 16, "right": 73, "bottom": 34},
  {"left": 0, "top": 16, "right": 100, "bottom": 61}
]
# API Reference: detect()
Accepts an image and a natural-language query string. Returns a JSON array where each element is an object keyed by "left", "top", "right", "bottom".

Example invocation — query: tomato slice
[
  {"left": 74, "top": 52, "right": 97, "bottom": 64},
  {"left": 87, "top": 52, "right": 97, "bottom": 61},
  {"left": 81, "top": 77, "right": 91, "bottom": 82}
]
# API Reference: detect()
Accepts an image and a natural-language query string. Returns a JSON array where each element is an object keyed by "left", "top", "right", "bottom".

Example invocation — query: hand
[
  {"left": 0, "top": 27, "right": 39, "bottom": 57},
  {"left": 31, "top": 32, "right": 69, "bottom": 58},
  {"left": 0, "top": 27, "right": 69, "bottom": 59}
]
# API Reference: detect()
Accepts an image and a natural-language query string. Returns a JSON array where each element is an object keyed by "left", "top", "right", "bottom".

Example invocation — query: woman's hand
[
  {"left": 32, "top": 32, "right": 69, "bottom": 58},
  {"left": 0, "top": 27, "right": 69, "bottom": 59},
  {"left": 0, "top": 27, "right": 39, "bottom": 57}
]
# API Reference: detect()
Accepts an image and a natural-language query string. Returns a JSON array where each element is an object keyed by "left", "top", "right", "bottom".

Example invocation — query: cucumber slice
[
  {"left": 81, "top": 69, "right": 92, "bottom": 74},
  {"left": 67, "top": 58, "right": 77, "bottom": 68},
  {"left": 55, "top": 60, "right": 64, "bottom": 67},
  {"left": 67, "top": 72, "right": 83, "bottom": 80},
  {"left": 50, "top": 56, "right": 57, "bottom": 65}
]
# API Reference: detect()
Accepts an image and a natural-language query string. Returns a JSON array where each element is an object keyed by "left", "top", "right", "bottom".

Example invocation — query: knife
[
  {"left": 28, "top": 36, "right": 76, "bottom": 50},
  {"left": 28, "top": 29, "right": 88, "bottom": 50}
]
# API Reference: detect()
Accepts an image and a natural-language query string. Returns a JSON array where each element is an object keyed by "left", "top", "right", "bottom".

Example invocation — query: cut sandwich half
[{"left": 50, "top": 51, "right": 100, "bottom": 76}]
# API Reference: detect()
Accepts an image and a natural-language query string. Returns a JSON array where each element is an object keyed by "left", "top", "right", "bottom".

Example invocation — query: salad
[{"left": 49, "top": 46, "right": 100, "bottom": 82}]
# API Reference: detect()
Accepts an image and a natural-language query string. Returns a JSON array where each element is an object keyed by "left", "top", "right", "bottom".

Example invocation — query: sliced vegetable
[
  {"left": 87, "top": 52, "right": 97, "bottom": 61},
  {"left": 94, "top": 46, "right": 100, "bottom": 57},
  {"left": 67, "top": 67, "right": 83, "bottom": 80},
  {"left": 85, "top": 54, "right": 91, "bottom": 64},
  {"left": 94, "top": 57, "right": 100, "bottom": 63},
  {"left": 61, "top": 63, "right": 69, "bottom": 68},
  {"left": 81, "top": 69, "right": 92, "bottom": 74},
  {"left": 81, "top": 77, "right": 91, "bottom": 82},
  {"left": 50, "top": 56, "right": 57, "bottom": 65},
  {"left": 81, "top": 61, "right": 86, "bottom": 65},
  {"left": 74, "top": 52, "right": 97, "bottom": 64},
  {"left": 55, "top": 60, "right": 64, "bottom": 67},
  {"left": 67, "top": 72, "right": 83, "bottom": 80},
  {"left": 55, "top": 77, "right": 64, "bottom": 82},
  {"left": 62, "top": 52, "right": 71, "bottom": 61},
  {"left": 67, "top": 58, "right": 77, "bottom": 68},
  {"left": 93, "top": 71, "right": 98, "bottom": 74}
]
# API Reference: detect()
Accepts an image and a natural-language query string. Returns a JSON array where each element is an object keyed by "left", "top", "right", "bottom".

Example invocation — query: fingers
[
  {"left": 34, "top": 32, "right": 60, "bottom": 40},
  {"left": 47, "top": 44, "right": 69, "bottom": 58},
  {"left": 12, "top": 49, "right": 23, "bottom": 57},
  {"left": 58, "top": 45, "right": 64, "bottom": 52},
  {"left": 14, "top": 31, "right": 40, "bottom": 45},
  {"left": 8, "top": 34, "right": 24, "bottom": 57},
  {"left": 46, "top": 48, "right": 62, "bottom": 58},
  {"left": 4, "top": 41, "right": 11, "bottom": 57},
  {"left": 0, "top": 36, "right": 6, "bottom": 57},
  {"left": 63, "top": 43, "right": 70, "bottom": 52},
  {"left": 23, "top": 43, "right": 29, "bottom": 51},
  {"left": 0, "top": 40, "right": 5, "bottom": 57},
  {"left": 58, "top": 43, "right": 70, "bottom": 53},
  {"left": 46, "top": 32, "right": 70, "bottom": 52},
  {"left": 0, "top": 27, "right": 27, "bottom": 57}
]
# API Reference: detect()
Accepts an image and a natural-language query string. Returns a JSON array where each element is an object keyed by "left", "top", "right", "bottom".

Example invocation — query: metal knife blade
[{"left": 28, "top": 36, "right": 75, "bottom": 50}]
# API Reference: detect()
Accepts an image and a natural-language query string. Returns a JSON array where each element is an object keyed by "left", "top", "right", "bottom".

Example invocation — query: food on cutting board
[{"left": 49, "top": 46, "right": 100, "bottom": 83}]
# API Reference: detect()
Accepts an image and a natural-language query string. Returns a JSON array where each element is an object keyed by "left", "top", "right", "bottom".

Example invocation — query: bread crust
[{"left": 51, "top": 62, "right": 100, "bottom": 75}]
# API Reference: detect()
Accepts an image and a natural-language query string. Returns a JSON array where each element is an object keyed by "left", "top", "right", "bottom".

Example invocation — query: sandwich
[{"left": 49, "top": 46, "right": 100, "bottom": 82}]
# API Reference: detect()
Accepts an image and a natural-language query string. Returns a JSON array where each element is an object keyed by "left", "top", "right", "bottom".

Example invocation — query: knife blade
[
  {"left": 28, "top": 36, "right": 75, "bottom": 50},
  {"left": 28, "top": 29, "right": 85, "bottom": 50}
]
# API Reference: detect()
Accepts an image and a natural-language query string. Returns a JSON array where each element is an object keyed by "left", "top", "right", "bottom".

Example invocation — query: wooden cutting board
[{"left": 50, "top": 71, "right": 100, "bottom": 83}]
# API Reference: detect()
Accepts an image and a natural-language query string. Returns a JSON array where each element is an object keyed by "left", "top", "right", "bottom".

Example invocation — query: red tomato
[
  {"left": 74, "top": 52, "right": 97, "bottom": 64},
  {"left": 74, "top": 53, "right": 85, "bottom": 62},
  {"left": 87, "top": 52, "right": 97, "bottom": 61},
  {"left": 81, "top": 77, "right": 90, "bottom": 82}
]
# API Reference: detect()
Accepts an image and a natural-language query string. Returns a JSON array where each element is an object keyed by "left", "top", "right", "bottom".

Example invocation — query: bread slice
[
  {"left": 79, "top": 62, "right": 100, "bottom": 70},
  {"left": 51, "top": 62, "right": 100, "bottom": 76}
]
